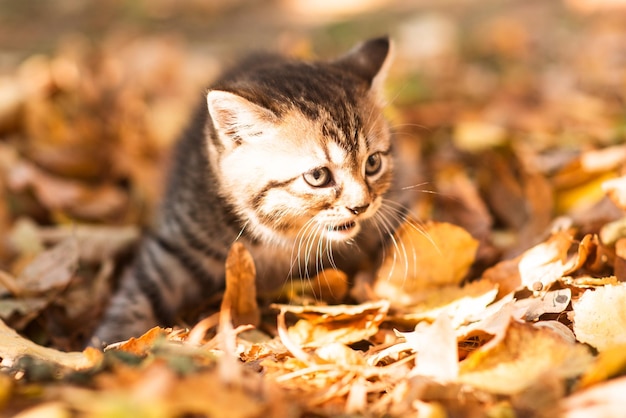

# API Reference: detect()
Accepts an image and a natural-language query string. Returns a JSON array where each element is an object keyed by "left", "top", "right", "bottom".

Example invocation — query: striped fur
[{"left": 93, "top": 37, "right": 410, "bottom": 345}]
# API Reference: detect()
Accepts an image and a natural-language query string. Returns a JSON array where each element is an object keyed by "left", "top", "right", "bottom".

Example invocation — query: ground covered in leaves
[{"left": 1, "top": 0, "right": 626, "bottom": 417}]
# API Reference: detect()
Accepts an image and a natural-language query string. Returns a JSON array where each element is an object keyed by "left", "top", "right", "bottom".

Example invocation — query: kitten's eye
[
  {"left": 304, "top": 167, "right": 332, "bottom": 187},
  {"left": 365, "top": 152, "right": 383, "bottom": 176}
]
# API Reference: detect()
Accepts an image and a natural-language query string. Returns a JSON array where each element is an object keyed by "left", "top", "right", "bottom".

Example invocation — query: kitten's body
[{"left": 94, "top": 38, "right": 410, "bottom": 344}]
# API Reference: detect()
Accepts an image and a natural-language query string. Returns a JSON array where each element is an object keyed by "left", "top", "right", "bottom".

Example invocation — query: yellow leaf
[
  {"left": 315, "top": 342, "right": 364, "bottom": 366},
  {"left": 577, "top": 344, "right": 626, "bottom": 389},
  {"left": 459, "top": 321, "right": 593, "bottom": 395},
  {"left": 375, "top": 221, "right": 479, "bottom": 304},
  {"left": 453, "top": 120, "right": 507, "bottom": 152}
]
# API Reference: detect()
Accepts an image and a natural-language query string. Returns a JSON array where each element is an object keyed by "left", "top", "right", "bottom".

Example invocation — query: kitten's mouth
[
  {"left": 328, "top": 221, "right": 357, "bottom": 232},
  {"left": 324, "top": 220, "right": 360, "bottom": 241}
]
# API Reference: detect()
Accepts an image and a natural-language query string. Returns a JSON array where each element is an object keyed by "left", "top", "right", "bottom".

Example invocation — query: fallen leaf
[
  {"left": 273, "top": 301, "right": 389, "bottom": 348},
  {"left": 115, "top": 326, "right": 170, "bottom": 356},
  {"left": 453, "top": 120, "right": 506, "bottom": 152},
  {"left": 459, "top": 321, "right": 593, "bottom": 395},
  {"left": 517, "top": 230, "right": 573, "bottom": 290},
  {"left": 572, "top": 283, "right": 626, "bottom": 352},
  {"left": 375, "top": 221, "right": 479, "bottom": 305},
  {"left": 615, "top": 238, "right": 626, "bottom": 282},
  {"left": 392, "top": 279, "right": 498, "bottom": 327},
  {"left": 603, "top": 175, "right": 626, "bottom": 211},
  {"left": 36, "top": 224, "right": 140, "bottom": 264},
  {"left": 516, "top": 288, "right": 571, "bottom": 321},
  {"left": 13, "top": 238, "right": 78, "bottom": 297},
  {"left": 561, "top": 375, "right": 626, "bottom": 418},
  {"left": 576, "top": 344, "right": 626, "bottom": 389},
  {"left": 400, "top": 314, "right": 459, "bottom": 381},
  {"left": 0, "top": 318, "right": 95, "bottom": 370},
  {"left": 11, "top": 402, "right": 70, "bottom": 418},
  {"left": 315, "top": 342, "right": 364, "bottom": 366},
  {"left": 7, "top": 161, "right": 128, "bottom": 221},
  {"left": 222, "top": 242, "right": 260, "bottom": 328}
]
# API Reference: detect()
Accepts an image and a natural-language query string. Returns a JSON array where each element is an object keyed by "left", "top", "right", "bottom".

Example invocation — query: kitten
[{"left": 93, "top": 37, "right": 411, "bottom": 345}]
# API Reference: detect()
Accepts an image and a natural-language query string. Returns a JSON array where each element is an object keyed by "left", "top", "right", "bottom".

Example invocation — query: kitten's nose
[{"left": 347, "top": 204, "right": 369, "bottom": 215}]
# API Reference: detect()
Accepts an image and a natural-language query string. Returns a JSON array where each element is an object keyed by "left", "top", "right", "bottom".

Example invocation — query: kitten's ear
[
  {"left": 207, "top": 90, "right": 277, "bottom": 148},
  {"left": 334, "top": 37, "right": 393, "bottom": 93}
]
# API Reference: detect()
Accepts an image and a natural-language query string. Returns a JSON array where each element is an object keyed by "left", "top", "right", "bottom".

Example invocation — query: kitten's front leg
[{"left": 91, "top": 269, "right": 160, "bottom": 346}]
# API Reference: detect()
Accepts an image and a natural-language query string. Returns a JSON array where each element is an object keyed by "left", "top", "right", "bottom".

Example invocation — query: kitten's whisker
[
  {"left": 399, "top": 182, "right": 433, "bottom": 191},
  {"left": 235, "top": 222, "right": 248, "bottom": 241},
  {"left": 389, "top": 122, "right": 430, "bottom": 132},
  {"left": 383, "top": 199, "right": 442, "bottom": 257},
  {"left": 378, "top": 204, "right": 419, "bottom": 280},
  {"left": 302, "top": 221, "right": 319, "bottom": 280},
  {"left": 376, "top": 205, "right": 411, "bottom": 282},
  {"left": 290, "top": 218, "right": 317, "bottom": 280}
]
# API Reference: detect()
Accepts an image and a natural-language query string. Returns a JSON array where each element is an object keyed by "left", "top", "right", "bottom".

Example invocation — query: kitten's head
[{"left": 207, "top": 37, "right": 394, "bottom": 247}]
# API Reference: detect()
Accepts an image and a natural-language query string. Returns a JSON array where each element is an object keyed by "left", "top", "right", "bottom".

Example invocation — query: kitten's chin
[{"left": 323, "top": 220, "right": 361, "bottom": 242}]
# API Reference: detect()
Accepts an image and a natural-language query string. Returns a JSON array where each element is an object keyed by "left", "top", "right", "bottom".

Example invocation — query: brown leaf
[
  {"left": 615, "top": 238, "right": 626, "bottom": 282},
  {"left": 36, "top": 224, "right": 140, "bottom": 264},
  {"left": 8, "top": 161, "right": 128, "bottom": 221},
  {"left": 273, "top": 301, "right": 389, "bottom": 348},
  {"left": 222, "top": 242, "right": 260, "bottom": 328}
]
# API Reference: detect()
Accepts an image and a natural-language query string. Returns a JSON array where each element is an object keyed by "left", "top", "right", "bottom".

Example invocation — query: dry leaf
[
  {"left": 518, "top": 230, "right": 573, "bottom": 290},
  {"left": 561, "top": 375, "right": 626, "bottom": 418},
  {"left": 11, "top": 402, "right": 70, "bottom": 418},
  {"left": 0, "top": 238, "right": 78, "bottom": 327},
  {"left": 273, "top": 301, "right": 389, "bottom": 348},
  {"left": 576, "top": 344, "right": 626, "bottom": 389},
  {"left": 0, "top": 318, "right": 95, "bottom": 370},
  {"left": 315, "top": 342, "right": 364, "bottom": 366},
  {"left": 115, "top": 326, "right": 170, "bottom": 355},
  {"left": 603, "top": 175, "right": 626, "bottom": 211},
  {"left": 375, "top": 221, "right": 479, "bottom": 305},
  {"left": 36, "top": 224, "right": 140, "bottom": 264},
  {"left": 453, "top": 120, "right": 506, "bottom": 152},
  {"left": 516, "top": 288, "right": 571, "bottom": 321},
  {"left": 481, "top": 255, "right": 523, "bottom": 298},
  {"left": 459, "top": 321, "right": 593, "bottom": 395},
  {"left": 615, "top": 238, "right": 626, "bottom": 282},
  {"left": 13, "top": 238, "right": 78, "bottom": 297},
  {"left": 400, "top": 314, "right": 459, "bottom": 381},
  {"left": 572, "top": 283, "right": 626, "bottom": 352},
  {"left": 8, "top": 161, "right": 128, "bottom": 221},
  {"left": 222, "top": 242, "right": 260, "bottom": 328},
  {"left": 392, "top": 279, "right": 498, "bottom": 327}
]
